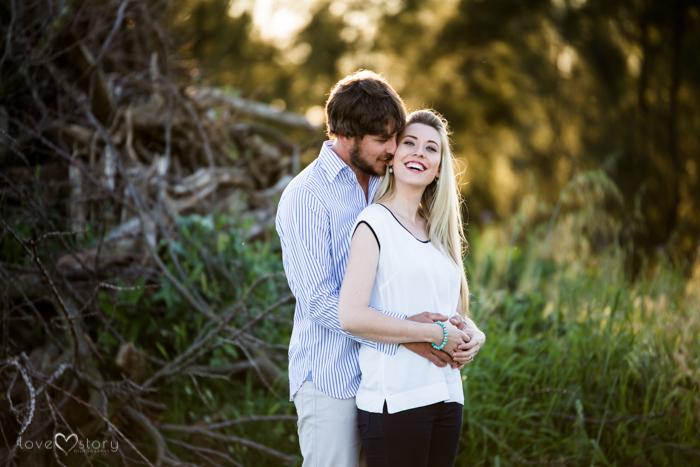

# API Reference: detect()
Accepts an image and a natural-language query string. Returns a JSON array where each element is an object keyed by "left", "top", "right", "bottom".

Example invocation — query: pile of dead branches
[{"left": 0, "top": 0, "right": 318, "bottom": 465}]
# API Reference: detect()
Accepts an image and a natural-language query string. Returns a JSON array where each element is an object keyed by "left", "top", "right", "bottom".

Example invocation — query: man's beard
[{"left": 349, "top": 140, "right": 386, "bottom": 177}]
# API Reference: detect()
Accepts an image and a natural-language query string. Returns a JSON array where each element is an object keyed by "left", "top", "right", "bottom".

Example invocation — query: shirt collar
[{"left": 318, "top": 140, "right": 350, "bottom": 183}]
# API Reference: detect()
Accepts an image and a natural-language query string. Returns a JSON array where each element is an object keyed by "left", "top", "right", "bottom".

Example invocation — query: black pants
[{"left": 357, "top": 402, "right": 463, "bottom": 467}]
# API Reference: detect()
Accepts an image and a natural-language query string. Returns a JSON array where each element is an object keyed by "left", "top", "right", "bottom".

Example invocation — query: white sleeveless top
[{"left": 352, "top": 203, "right": 464, "bottom": 414}]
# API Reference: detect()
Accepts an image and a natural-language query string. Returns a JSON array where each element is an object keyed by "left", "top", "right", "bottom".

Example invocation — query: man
[{"left": 276, "top": 70, "right": 484, "bottom": 467}]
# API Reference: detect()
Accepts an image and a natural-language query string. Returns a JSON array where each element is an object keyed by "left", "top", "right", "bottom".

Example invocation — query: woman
[{"left": 338, "top": 110, "right": 481, "bottom": 466}]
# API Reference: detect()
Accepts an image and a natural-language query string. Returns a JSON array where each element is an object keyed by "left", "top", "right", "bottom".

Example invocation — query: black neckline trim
[{"left": 376, "top": 204, "right": 430, "bottom": 243}]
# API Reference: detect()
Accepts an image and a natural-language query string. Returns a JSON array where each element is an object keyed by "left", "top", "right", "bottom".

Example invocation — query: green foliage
[
  {"left": 98, "top": 214, "right": 298, "bottom": 465},
  {"left": 461, "top": 282, "right": 698, "bottom": 463},
  {"left": 457, "top": 214, "right": 700, "bottom": 465},
  {"left": 99, "top": 214, "right": 292, "bottom": 354}
]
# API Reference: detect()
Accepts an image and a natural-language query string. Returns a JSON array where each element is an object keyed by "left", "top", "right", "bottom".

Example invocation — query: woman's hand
[
  {"left": 449, "top": 315, "right": 485, "bottom": 366},
  {"left": 437, "top": 320, "right": 469, "bottom": 356},
  {"left": 452, "top": 329, "right": 485, "bottom": 365}
]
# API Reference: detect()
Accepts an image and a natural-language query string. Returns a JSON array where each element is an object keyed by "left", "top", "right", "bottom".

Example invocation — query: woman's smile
[{"left": 405, "top": 161, "right": 426, "bottom": 172}]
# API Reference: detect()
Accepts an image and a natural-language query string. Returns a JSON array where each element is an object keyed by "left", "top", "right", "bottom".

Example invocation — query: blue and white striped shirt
[{"left": 276, "top": 141, "right": 404, "bottom": 400}]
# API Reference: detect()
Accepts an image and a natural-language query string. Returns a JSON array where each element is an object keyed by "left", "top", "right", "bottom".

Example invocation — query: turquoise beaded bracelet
[{"left": 431, "top": 321, "right": 448, "bottom": 350}]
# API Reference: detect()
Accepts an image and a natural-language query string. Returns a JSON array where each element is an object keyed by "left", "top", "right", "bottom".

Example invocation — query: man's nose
[{"left": 386, "top": 139, "right": 397, "bottom": 154}]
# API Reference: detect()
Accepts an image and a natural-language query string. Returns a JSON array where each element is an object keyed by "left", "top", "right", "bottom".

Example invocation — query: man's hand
[
  {"left": 449, "top": 315, "right": 468, "bottom": 333},
  {"left": 450, "top": 315, "right": 485, "bottom": 365},
  {"left": 406, "top": 311, "right": 449, "bottom": 324},
  {"left": 403, "top": 342, "right": 459, "bottom": 368}
]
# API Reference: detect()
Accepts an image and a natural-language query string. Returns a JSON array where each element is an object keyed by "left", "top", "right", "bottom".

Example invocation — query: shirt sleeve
[{"left": 276, "top": 187, "right": 403, "bottom": 355}]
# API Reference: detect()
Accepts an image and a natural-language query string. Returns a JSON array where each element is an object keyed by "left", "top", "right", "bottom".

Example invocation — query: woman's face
[{"left": 390, "top": 123, "right": 442, "bottom": 188}]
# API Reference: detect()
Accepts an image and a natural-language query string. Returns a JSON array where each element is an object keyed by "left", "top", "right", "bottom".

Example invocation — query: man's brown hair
[{"left": 325, "top": 70, "right": 407, "bottom": 139}]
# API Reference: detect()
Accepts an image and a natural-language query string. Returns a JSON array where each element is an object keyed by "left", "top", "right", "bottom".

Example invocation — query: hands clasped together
[{"left": 404, "top": 312, "right": 485, "bottom": 371}]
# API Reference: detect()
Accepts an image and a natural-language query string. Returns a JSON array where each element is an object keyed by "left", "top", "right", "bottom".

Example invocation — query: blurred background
[
  {"left": 1, "top": 0, "right": 699, "bottom": 465},
  {"left": 173, "top": 0, "right": 700, "bottom": 266}
]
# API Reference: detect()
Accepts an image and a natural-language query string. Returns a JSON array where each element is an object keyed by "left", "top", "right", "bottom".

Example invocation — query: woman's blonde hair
[{"left": 373, "top": 109, "right": 470, "bottom": 316}]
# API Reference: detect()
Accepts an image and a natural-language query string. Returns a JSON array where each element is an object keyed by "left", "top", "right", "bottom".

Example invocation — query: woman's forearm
[{"left": 339, "top": 305, "right": 443, "bottom": 345}]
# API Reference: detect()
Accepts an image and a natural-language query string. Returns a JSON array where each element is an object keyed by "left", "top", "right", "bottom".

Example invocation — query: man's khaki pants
[{"left": 294, "top": 381, "right": 367, "bottom": 467}]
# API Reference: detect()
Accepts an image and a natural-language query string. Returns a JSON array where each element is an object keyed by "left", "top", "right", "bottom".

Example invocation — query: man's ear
[{"left": 337, "top": 131, "right": 352, "bottom": 146}]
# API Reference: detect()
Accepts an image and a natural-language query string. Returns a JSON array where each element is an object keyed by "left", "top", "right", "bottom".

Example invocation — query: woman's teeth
[{"left": 406, "top": 162, "right": 425, "bottom": 172}]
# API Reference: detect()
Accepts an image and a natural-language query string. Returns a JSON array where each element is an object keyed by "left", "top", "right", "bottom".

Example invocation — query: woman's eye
[
  {"left": 403, "top": 141, "right": 414, "bottom": 146},
  {"left": 428, "top": 146, "right": 438, "bottom": 152}
]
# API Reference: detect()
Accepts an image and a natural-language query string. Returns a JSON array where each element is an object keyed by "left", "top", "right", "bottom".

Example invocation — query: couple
[{"left": 276, "top": 70, "right": 485, "bottom": 467}]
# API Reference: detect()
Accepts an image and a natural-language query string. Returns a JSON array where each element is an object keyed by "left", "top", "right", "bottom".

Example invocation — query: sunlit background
[{"left": 171, "top": 0, "right": 700, "bottom": 266}]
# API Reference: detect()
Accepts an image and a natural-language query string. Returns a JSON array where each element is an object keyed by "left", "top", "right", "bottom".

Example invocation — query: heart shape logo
[{"left": 54, "top": 433, "right": 78, "bottom": 455}]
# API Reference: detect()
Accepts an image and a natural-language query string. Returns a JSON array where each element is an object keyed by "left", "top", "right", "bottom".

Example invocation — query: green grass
[{"left": 456, "top": 224, "right": 700, "bottom": 466}]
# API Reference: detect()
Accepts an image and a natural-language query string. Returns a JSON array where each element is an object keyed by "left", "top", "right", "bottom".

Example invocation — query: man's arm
[{"left": 276, "top": 188, "right": 404, "bottom": 353}]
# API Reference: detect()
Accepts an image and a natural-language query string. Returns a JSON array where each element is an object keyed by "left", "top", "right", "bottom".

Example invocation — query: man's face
[{"left": 348, "top": 132, "right": 398, "bottom": 177}]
